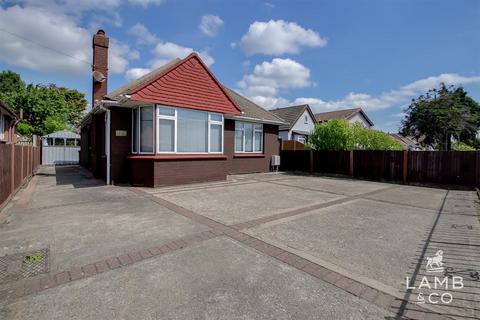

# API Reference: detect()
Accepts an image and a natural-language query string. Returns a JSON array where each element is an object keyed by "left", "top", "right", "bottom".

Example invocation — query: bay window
[
  {"left": 235, "top": 121, "right": 263, "bottom": 153},
  {"left": 132, "top": 105, "right": 223, "bottom": 154},
  {"left": 131, "top": 106, "right": 154, "bottom": 154}
]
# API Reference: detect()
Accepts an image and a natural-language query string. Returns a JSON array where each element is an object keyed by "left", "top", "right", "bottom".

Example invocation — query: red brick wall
[
  {"left": 110, "top": 107, "right": 132, "bottom": 184},
  {"left": 224, "top": 120, "right": 280, "bottom": 174},
  {"left": 83, "top": 111, "right": 280, "bottom": 187}
]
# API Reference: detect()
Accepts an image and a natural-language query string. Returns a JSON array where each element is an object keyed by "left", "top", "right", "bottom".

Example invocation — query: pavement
[{"left": 0, "top": 166, "right": 478, "bottom": 320}]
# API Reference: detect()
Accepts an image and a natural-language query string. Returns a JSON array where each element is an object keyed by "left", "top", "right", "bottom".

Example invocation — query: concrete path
[{"left": 0, "top": 166, "right": 478, "bottom": 319}]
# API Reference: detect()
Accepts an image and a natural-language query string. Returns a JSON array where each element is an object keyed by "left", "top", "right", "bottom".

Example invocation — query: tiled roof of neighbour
[
  {"left": 0, "top": 100, "right": 18, "bottom": 118},
  {"left": 389, "top": 133, "right": 421, "bottom": 148},
  {"left": 314, "top": 107, "right": 374, "bottom": 126},
  {"left": 270, "top": 104, "right": 314, "bottom": 131},
  {"left": 223, "top": 87, "right": 285, "bottom": 124}
]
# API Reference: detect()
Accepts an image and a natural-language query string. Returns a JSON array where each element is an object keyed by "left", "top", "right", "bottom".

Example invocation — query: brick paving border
[
  {"left": 0, "top": 181, "right": 455, "bottom": 319},
  {"left": 0, "top": 229, "right": 220, "bottom": 302},
  {"left": 231, "top": 185, "right": 398, "bottom": 230},
  {"left": 131, "top": 187, "right": 453, "bottom": 320}
]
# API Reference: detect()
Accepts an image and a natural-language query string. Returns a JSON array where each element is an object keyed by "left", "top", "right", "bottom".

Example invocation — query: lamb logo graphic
[{"left": 426, "top": 250, "right": 444, "bottom": 273}]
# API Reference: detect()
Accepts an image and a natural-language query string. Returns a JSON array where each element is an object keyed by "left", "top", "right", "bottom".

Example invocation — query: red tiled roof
[{"left": 129, "top": 53, "right": 241, "bottom": 115}]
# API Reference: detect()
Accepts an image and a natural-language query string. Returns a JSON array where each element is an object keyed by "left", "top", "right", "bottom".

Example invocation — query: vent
[{"left": 0, "top": 248, "right": 49, "bottom": 285}]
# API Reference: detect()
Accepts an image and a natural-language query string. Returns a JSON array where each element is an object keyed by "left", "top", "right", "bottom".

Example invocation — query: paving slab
[
  {"left": 0, "top": 168, "right": 209, "bottom": 274},
  {"left": 0, "top": 237, "right": 394, "bottom": 320},
  {"left": 365, "top": 185, "right": 447, "bottom": 210},
  {"left": 248, "top": 198, "right": 437, "bottom": 290},
  {"left": 160, "top": 181, "right": 345, "bottom": 225},
  {"left": 274, "top": 176, "right": 391, "bottom": 196}
]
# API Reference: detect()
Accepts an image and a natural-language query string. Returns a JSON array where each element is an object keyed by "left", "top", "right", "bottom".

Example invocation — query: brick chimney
[{"left": 92, "top": 29, "right": 109, "bottom": 107}]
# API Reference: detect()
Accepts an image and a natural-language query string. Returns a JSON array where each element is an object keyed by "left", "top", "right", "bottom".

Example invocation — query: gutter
[{"left": 225, "top": 114, "right": 285, "bottom": 126}]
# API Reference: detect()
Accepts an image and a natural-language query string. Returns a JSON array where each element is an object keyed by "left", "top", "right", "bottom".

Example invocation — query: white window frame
[
  {"left": 131, "top": 108, "right": 137, "bottom": 154},
  {"left": 208, "top": 113, "right": 224, "bottom": 154},
  {"left": 235, "top": 121, "right": 263, "bottom": 153},
  {"left": 156, "top": 106, "right": 177, "bottom": 154},
  {"left": 131, "top": 106, "right": 155, "bottom": 154},
  {"left": 155, "top": 105, "right": 224, "bottom": 154}
]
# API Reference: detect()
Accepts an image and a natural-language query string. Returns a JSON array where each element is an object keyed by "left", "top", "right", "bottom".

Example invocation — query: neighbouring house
[
  {"left": 270, "top": 104, "right": 316, "bottom": 143},
  {"left": 78, "top": 30, "right": 284, "bottom": 187},
  {"left": 389, "top": 133, "right": 424, "bottom": 151},
  {"left": 314, "top": 107, "right": 374, "bottom": 128},
  {"left": 0, "top": 100, "right": 18, "bottom": 144}
]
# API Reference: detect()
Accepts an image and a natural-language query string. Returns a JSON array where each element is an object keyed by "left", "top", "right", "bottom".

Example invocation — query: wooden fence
[
  {"left": 280, "top": 150, "right": 480, "bottom": 188},
  {"left": 0, "top": 142, "right": 41, "bottom": 210},
  {"left": 280, "top": 140, "right": 305, "bottom": 151}
]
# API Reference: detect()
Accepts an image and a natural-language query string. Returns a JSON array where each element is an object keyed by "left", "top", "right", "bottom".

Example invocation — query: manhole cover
[{"left": 0, "top": 248, "right": 49, "bottom": 285}]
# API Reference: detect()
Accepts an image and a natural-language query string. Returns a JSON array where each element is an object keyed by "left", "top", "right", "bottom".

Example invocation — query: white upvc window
[
  {"left": 155, "top": 105, "right": 223, "bottom": 154},
  {"left": 235, "top": 121, "right": 263, "bottom": 153},
  {"left": 132, "top": 105, "right": 224, "bottom": 154},
  {"left": 131, "top": 106, "right": 155, "bottom": 154},
  {"left": 0, "top": 114, "right": 4, "bottom": 141}
]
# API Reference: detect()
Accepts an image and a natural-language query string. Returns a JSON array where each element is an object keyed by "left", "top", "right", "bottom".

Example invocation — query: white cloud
[
  {"left": 0, "top": 5, "right": 137, "bottom": 75},
  {"left": 127, "top": 0, "right": 164, "bottom": 7},
  {"left": 199, "top": 15, "right": 224, "bottom": 37},
  {"left": 128, "top": 23, "right": 159, "bottom": 44},
  {"left": 249, "top": 73, "right": 480, "bottom": 113},
  {"left": 151, "top": 42, "right": 214, "bottom": 68},
  {"left": 240, "top": 20, "right": 327, "bottom": 56},
  {"left": 125, "top": 41, "right": 214, "bottom": 80},
  {"left": 125, "top": 67, "right": 152, "bottom": 80},
  {"left": 238, "top": 58, "right": 311, "bottom": 97}
]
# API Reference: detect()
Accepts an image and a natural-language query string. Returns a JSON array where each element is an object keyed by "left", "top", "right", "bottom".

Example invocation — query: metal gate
[{"left": 41, "top": 130, "right": 80, "bottom": 165}]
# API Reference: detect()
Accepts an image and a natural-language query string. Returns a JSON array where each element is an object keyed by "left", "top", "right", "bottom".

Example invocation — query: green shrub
[{"left": 309, "top": 119, "right": 402, "bottom": 151}]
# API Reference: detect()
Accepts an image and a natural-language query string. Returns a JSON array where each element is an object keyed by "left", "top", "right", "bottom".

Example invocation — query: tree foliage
[
  {"left": 0, "top": 70, "right": 87, "bottom": 136},
  {"left": 309, "top": 119, "right": 402, "bottom": 151},
  {"left": 452, "top": 141, "right": 475, "bottom": 151},
  {"left": 400, "top": 83, "right": 480, "bottom": 150}
]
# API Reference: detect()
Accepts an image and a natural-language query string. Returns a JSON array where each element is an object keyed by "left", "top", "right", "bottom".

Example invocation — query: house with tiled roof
[
  {"left": 314, "top": 107, "right": 374, "bottom": 128},
  {"left": 78, "top": 30, "right": 285, "bottom": 187},
  {"left": 270, "top": 104, "right": 316, "bottom": 143}
]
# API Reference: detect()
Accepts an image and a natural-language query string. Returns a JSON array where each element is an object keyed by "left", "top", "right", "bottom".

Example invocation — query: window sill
[
  {"left": 234, "top": 153, "right": 265, "bottom": 158},
  {"left": 127, "top": 154, "right": 228, "bottom": 160}
]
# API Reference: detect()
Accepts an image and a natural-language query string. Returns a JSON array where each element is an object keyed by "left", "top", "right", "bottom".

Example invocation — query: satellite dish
[{"left": 92, "top": 70, "right": 106, "bottom": 82}]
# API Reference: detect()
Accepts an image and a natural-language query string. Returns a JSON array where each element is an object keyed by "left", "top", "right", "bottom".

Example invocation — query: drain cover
[{"left": 0, "top": 248, "right": 49, "bottom": 285}]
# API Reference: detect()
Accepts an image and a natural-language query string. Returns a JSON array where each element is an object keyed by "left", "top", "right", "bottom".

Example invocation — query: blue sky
[{"left": 0, "top": 0, "right": 479, "bottom": 132}]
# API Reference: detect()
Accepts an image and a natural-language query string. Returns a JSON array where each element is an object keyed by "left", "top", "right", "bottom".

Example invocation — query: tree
[
  {"left": 0, "top": 70, "right": 87, "bottom": 136},
  {"left": 400, "top": 83, "right": 480, "bottom": 150},
  {"left": 309, "top": 119, "right": 402, "bottom": 151},
  {"left": 309, "top": 119, "right": 355, "bottom": 150},
  {"left": 0, "top": 70, "right": 25, "bottom": 93}
]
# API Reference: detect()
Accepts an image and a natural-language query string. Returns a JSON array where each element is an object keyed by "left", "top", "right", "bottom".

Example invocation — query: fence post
[
  {"left": 349, "top": 150, "right": 354, "bottom": 176},
  {"left": 403, "top": 150, "right": 408, "bottom": 184},
  {"left": 310, "top": 150, "right": 314, "bottom": 174},
  {"left": 476, "top": 151, "right": 480, "bottom": 188},
  {"left": 10, "top": 144, "right": 14, "bottom": 195}
]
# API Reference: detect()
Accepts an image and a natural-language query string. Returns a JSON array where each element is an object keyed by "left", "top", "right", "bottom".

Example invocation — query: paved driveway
[{"left": 0, "top": 166, "right": 478, "bottom": 320}]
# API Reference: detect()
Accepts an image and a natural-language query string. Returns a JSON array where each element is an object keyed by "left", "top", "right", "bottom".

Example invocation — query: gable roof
[
  {"left": 105, "top": 58, "right": 181, "bottom": 100},
  {"left": 107, "top": 53, "right": 241, "bottom": 115},
  {"left": 314, "top": 107, "right": 374, "bottom": 126},
  {"left": 102, "top": 53, "right": 283, "bottom": 124},
  {"left": 270, "top": 104, "right": 316, "bottom": 131}
]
